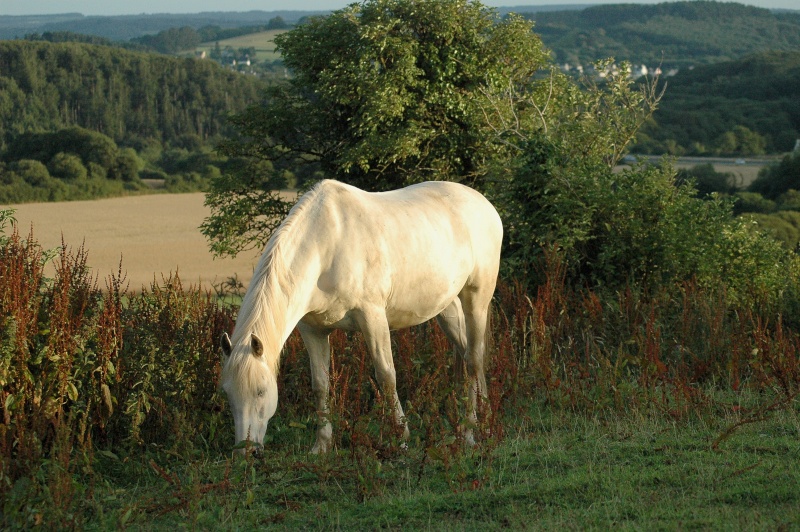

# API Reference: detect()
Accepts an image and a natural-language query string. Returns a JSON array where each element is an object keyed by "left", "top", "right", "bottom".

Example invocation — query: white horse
[{"left": 219, "top": 179, "right": 502, "bottom": 454}]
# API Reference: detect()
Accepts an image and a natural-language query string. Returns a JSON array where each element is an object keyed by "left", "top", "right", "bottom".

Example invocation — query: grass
[{"left": 41, "top": 401, "right": 799, "bottom": 529}]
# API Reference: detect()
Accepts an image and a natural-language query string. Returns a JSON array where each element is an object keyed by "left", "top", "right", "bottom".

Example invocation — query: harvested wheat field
[{"left": 3, "top": 193, "right": 292, "bottom": 291}]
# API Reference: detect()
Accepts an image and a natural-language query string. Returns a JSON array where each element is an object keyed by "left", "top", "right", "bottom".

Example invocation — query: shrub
[
  {"left": 745, "top": 211, "right": 800, "bottom": 250},
  {"left": 733, "top": 191, "right": 776, "bottom": 214},
  {"left": 748, "top": 152, "right": 800, "bottom": 199},
  {"left": 48, "top": 152, "right": 87, "bottom": 181},
  {"left": 11, "top": 159, "right": 51, "bottom": 187},
  {"left": 676, "top": 163, "right": 737, "bottom": 197},
  {"left": 108, "top": 148, "right": 143, "bottom": 182}
]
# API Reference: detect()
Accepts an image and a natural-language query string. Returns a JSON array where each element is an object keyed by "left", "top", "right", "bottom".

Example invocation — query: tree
[{"left": 204, "top": 0, "right": 550, "bottom": 256}]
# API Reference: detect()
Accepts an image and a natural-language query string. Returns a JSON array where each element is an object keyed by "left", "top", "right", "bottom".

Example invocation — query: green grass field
[
  {"left": 192, "top": 30, "right": 285, "bottom": 62},
  {"left": 53, "top": 402, "right": 799, "bottom": 529}
]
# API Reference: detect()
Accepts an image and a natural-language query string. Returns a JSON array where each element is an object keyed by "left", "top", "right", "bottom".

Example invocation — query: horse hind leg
[
  {"left": 458, "top": 290, "right": 492, "bottom": 447},
  {"left": 436, "top": 295, "right": 489, "bottom": 446},
  {"left": 435, "top": 297, "right": 467, "bottom": 357},
  {"left": 298, "top": 322, "right": 333, "bottom": 454}
]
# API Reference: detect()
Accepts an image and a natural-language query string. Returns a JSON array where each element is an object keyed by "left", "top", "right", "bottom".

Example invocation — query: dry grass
[{"left": 4, "top": 193, "right": 264, "bottom": 290}]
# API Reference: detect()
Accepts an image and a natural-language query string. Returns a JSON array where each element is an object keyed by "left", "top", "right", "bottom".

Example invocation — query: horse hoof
[{"left": 310, "top": 441, "right": 330, "bottom": 454}]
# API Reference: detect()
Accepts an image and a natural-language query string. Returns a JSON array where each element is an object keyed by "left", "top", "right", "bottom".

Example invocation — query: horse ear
[
  {"left": 220, "top": 332, "right": 232, "bottom": 358},
  {"left": 251, "top": 334, "right": 264, "bottom": 358}
]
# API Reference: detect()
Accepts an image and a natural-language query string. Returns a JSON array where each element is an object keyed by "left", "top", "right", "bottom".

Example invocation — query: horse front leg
[
  {"left": 298, "top": 322, "right": 333, "bottom": 454},
  {"left": 354, "top": 308, "right": 409, "bottom": 440}
]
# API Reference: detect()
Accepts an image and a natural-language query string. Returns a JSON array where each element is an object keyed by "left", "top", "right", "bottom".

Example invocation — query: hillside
[
  {"left": 635, "top": 51, "right": 800, "bottom": 154},
  {"left": 0, "top": 40, "right": 273, "bottom": 203},
  {"left": 523, "top": 2, "right": 800, "bottom": 69},
  {"left": 0, "top": 40, "right": 266, "bottom": 149}
]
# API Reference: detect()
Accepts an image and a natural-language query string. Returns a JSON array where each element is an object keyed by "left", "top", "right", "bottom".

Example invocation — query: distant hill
[
  {"left": 635, "top": 51, "right": 800, "bottom": 155},
  {"left": 521, "top": 2, "right": 800, "bottom": 69},
  {"left": 4, "top": 3, "right": 798, "bottom": 66},
  {"left": 0, "top": 11, "right": 327, "bottom": 41}
]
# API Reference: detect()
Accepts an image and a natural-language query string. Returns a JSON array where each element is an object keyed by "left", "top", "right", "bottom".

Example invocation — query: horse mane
[{"left": 227, "top": 181, "right": 329, "bottom": 378}]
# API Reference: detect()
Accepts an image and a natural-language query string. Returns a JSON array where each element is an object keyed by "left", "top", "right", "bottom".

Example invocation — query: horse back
[{"left": 295, "top": 181, "right": 501, "bottom": 328}]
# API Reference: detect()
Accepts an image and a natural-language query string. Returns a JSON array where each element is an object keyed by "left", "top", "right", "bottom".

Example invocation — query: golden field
[{"left": 3, "top": 193, "right": 270, "bottom": 291}]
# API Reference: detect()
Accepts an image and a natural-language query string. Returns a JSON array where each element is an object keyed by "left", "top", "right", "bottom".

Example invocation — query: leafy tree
[
  {"left": 733, "top": 191, "right": 776, "bottom": 215},
  {"left": 712, "top": 125, "right": 766, "bottom": 156},
  {"left": 746, "top": 211, "right": 800, "bottom": 250},
  {"left": 267, "top": 17, "right": 289, "bottom": 30},
  {"left": 205, "top": 0, "right": 550, "bottom": 256},
  {"left": 133, "top": 27, "right": 202, "bottom": 54},
  {"left": 777, "top": 189, "right": 800, "bottom": 212}
]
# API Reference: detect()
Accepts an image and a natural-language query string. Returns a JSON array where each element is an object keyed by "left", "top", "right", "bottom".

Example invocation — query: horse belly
[{"left": 384, "top": 263, "right": 470, "bottom": 330}]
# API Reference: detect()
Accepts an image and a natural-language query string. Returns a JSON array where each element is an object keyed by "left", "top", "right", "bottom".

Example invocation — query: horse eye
[{"left": 257, "top": 390, "right": 265, "bottom": 398}]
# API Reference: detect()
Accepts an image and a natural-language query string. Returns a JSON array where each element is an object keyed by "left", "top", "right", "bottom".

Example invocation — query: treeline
[
  {"left": 634, "top": 51, "right": 800, "bottom": 155},
  {"left": 0, "top": 125, "right": 255, "bottom": 202},
  {"left": 523, "top": 1, "right": 800, "bottom": 69}
]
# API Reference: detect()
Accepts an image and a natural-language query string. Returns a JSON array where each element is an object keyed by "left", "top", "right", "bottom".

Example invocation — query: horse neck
[{"left": 234, "top": 250, "right": 312, "bottom": 377}]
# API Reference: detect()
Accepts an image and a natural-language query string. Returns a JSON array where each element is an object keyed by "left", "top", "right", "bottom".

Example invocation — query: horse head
[{"left": 220, "top": 332, "right": 278, "bottom": 456}]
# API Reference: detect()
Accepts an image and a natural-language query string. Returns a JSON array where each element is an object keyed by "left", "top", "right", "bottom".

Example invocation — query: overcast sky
[{"left": 2, "top": 0, "right": 797, "bottom": 16}]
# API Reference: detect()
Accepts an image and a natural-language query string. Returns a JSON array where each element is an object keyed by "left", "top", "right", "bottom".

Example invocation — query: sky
[{"left": 1, "top": 0, "right": 797, "bottom": 17}]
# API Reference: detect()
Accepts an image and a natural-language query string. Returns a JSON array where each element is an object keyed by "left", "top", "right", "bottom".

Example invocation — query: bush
[
  {"left": 733, "top": 191, "right": 776, "bottom": 214},
  {"left": 48, "top": 152, "right": 87, "bottom": 181},
  {"left": 676, "top": 163, "right": 737, "bottom": 197},
  {"left": 11, "top": 159, "right": 51, "bottom": 187},
  {"left": 746, "top": 211, "right": 800, "bottom": 250},
  {"left": 748, "top": 152, "right": 800, "bottom": 200},
  {"left": 108, "top": 148, "right": 143, "bottom": 182},
  {"left": 0, "top": 219, "right": 235, "bottom": 512}
]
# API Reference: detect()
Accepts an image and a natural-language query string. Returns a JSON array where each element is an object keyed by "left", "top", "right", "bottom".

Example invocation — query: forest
[
  {"left": 0, "top": 40, "right": 269, "bottom": 201},
  {"left": 634, "top": 50, "right": 800, "bottom": 155},
  {"left": 523, "top": 1, "right": 800, "bottom": 68}
]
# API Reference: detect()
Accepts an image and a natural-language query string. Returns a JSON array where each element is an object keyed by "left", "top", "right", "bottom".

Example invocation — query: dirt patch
[{"left": 3, "top": 193, "right": 294, "bottom": 291}]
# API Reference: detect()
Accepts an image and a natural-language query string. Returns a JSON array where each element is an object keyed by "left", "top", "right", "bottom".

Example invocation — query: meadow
[
  {"left": 192, "top": 30, "right": 285, "bottom": 62},
  {"left": 2, "top": 200, "right": 799, "bottom": 528}
]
